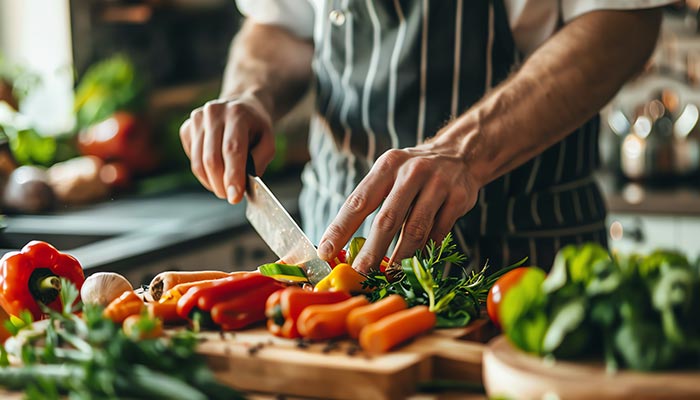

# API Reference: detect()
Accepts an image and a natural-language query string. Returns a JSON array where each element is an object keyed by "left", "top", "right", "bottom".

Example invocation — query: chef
[{"left": 180, "top": 0, "right": 671, "bottom": 274}]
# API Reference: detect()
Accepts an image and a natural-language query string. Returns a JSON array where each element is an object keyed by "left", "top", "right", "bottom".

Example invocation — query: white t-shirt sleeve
[
  {"left": 235, "top": 0, "right": 315, "bottom": 39},
  {"left": 562, "top": 0, "right": 677, "bottom": 22}
]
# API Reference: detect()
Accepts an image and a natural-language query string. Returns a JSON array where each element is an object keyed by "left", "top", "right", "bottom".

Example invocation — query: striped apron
[{"left": 299, "top": 0, "right": 608, "bottom": 273}]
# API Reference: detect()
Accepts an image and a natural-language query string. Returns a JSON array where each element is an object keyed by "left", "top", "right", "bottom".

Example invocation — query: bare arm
[
  {"left": 180, "top": 20, "right": 314, "bottom": 203},
  {"left": 220, "top": 21, "right": 314, "bottom": 122},
  {"left": 445, "top": 8, "right": 661, "bottom": 186},
  {"left": 319, "top": 8, "right": 662, "bottom": 272}
]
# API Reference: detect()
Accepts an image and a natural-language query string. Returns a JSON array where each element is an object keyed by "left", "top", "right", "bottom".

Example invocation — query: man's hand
[
  {"left": 179, "top": 20, "right": 313, "bottom": 202},
  {"left": 318, "top": 138, "right": 481, "bottom": 273},
  {"left": 180, "top": 95, "right": 274, "bottom": 204},
  {"left": 318, "top": 8, "right": 661, "bottom": 273}
]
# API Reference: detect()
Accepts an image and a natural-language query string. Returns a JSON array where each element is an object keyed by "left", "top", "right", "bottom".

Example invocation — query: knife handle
[{"left": 246, "top": 153, "right": 257, "bottom": 177}]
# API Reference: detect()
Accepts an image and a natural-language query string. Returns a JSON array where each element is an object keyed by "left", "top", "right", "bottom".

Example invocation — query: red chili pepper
[
  {"left": 0, "top": 241, "right": 85, "bottom": 320},
  {"left": 328, "top": 249, "right": 348, "bottom": 269},
  {"left": 265, "top": 287, "right": 351, "bottom": 338},
  {"left": 176, "top": 273, "right": 272, "bottom": 319},
  {"left": 210, "top": 281, "right": 283, "bottom": 330}
]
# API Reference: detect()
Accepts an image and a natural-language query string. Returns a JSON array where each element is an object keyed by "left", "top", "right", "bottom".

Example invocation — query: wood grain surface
[{"left": 198, "top": 319, "right": 493, "bottom": 400}]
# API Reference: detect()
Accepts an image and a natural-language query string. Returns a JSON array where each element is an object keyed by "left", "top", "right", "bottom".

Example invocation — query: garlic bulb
[{"left": 80, "top": 272, "right": 133, "bottom": 306}]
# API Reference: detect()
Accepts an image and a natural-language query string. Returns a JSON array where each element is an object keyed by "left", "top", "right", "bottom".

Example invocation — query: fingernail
[
  {"left": 352, "top": 259, "right": 370, "bottom": 274},
  {"left": 318, "top": 241, "right": 333, "bottom": 260},
  {"left": 227, "top": 186, "right": 238, "bottom": 204}
]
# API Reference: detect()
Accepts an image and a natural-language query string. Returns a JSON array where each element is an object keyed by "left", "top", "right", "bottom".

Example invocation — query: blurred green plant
[{"left": 74, "top": 55, "right": 145, "bottom": 128}]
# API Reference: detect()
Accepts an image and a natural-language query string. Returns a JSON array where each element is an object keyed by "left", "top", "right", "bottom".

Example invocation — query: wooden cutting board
[
  {"left": 197, "top": 319, "right": 493, "bottom": 400},
  {"left": 483, "top": 335, "right": 700, "bottom": 400}
]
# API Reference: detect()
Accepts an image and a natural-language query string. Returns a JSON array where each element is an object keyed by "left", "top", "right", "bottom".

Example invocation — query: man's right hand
[{"left": 179, "top": 94, "right": 274, "bottom": 204}]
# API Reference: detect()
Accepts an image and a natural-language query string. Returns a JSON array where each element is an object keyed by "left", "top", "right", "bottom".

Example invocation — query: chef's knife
[{"left": 244, "top": 155, "right": 332, "bottom": 285}]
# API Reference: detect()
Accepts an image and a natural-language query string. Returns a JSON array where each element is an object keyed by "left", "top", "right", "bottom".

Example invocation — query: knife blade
[{"left": 244, "top": 155, "right": 332, "bottom": 285}]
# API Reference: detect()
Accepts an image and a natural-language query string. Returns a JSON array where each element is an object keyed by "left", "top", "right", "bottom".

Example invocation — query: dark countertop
[
  {"left": 0, "top": 176, "right": 304, "bottom": 272},
  {"left": 596, "top": 172, "right": 700, "bottom": 216}
]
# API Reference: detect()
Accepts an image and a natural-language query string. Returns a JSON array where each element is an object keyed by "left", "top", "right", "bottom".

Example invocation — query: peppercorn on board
[{"left": 195, "top": 318, "right": 493, "bottom": 400}]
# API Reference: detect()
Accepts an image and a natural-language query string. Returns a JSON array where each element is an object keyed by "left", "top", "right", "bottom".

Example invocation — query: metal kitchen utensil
[{"left": 244, "top": 155, "right": 331, "bottom": 285}]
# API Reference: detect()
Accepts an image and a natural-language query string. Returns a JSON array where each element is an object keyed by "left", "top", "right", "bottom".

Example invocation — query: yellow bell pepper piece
[{"left": 314, "top": 263, "right": 370, "bottom": 293}]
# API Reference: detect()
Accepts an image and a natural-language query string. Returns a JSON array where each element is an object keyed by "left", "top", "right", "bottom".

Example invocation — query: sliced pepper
[
  {"left": 0, "top": 241, "right": 85, "bottom": 320},
  {"left": 258, "top": 263, "right": 308, "bottom": 283},
  {"left": 314, "top": 263, "right": 371, "bottom": 294},
  {"left": 265, "top": 287, "right": 351, "bottom": 338}
]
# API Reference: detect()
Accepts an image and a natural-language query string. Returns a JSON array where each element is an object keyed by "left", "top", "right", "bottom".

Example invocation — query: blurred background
[{"left": 0, "top": 0, "right": 699, "bottom": 283}]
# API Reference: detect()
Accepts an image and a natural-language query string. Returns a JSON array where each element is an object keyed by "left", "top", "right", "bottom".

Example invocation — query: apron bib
[{"left": 300, "top": 0, "right": 608, "bottom": 272}]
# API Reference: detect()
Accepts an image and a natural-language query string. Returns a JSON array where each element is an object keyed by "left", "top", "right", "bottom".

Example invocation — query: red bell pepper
[
  {"left": 328, "top": 249, "right": 348, "bottom": 269},
  {"left": 0, "top": 241, "right": 85, "bottom": 320},
  {"left": 265, "top": 287, "right": 351, "bottom": 338}
]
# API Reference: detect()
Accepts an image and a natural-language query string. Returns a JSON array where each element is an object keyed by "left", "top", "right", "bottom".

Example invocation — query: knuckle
[
  {"left": 222, "top": 138, "right": 244, "bottom": 156},
  {"left": 202, "top": 155, "right": 221, "bottom": 172},
  {"left": 373, "top": 211, "right": 400, "bottom": 233},
  {"left": 405, "top": 158, "right": 432, "bottom": 178},
  {"left": 344, "top": 192, "right": 369, "bottom": 214},
  {"left": 321, "top": 223, "right": 344, "bottom": 242},
  {"left": 190, "top": 108, "right": 203, "bottom": 121},
  {"left": 404, "top": 214, "right": 431, "bottom": 243},
  {"left": 376, "top": 149, "right": 404, "bottom": 170}
]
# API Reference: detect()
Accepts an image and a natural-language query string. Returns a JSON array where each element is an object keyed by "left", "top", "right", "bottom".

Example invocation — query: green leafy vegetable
[
  {"left": 501, "top": 243, "right": 700, "bottom": 371},
  {"left": 0, "top": 281, "right": 244, "bottom": 399}
]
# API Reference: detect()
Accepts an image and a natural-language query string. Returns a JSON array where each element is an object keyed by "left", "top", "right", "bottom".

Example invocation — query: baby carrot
[
  {"left": 359, "top": 306, "right": 436, "bottom": 354},
  {"left": 297, "top": 296, "right": 370, "bottom": 340},
  {"left": 146, "top": 301, "right": 184, "bottom": 324},
  {"left": 346, "top": 295, "right": 407, "bottom": 339}
]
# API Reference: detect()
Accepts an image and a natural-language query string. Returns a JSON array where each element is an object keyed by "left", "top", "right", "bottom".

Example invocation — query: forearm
[
  {"left": 436, "top": 8, "right": 662, "bottom": 188},
  {"left": 220, "top": 20, "right": 314, "bottom": 122}
]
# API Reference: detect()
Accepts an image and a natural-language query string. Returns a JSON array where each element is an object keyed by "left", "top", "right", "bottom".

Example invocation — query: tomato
[
  {"left": 487, "top": 267, "right": 532, "bottom": 330},
  {"left": 78, "top": 112, "right": 159, "bottom": 174}
]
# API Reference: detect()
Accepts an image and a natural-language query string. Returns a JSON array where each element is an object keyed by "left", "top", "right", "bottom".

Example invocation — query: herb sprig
[{"left": 363, "top": 233, "right": 525, "bottom": 328}]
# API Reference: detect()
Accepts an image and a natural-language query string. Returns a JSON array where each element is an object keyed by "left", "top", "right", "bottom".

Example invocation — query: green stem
[{"left": 39, "top": 276, "right": 61, "bottom": 294}]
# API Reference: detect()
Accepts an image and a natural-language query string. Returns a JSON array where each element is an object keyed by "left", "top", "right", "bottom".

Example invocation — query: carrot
[
  {"left": 103, "top": 290, "right": 144, "bottom": 324},
  {"left": 148, "top": 270, "right": 240, "bottom": 300},
  {"left": 359, "top": 306, "right": 436, "bottom": 354},
  {"left": 297, "top": 296, "right": 369, "bottom": 340},
  {"left": 157, "top": 271, "right": 255, "bottom": 303},
  {"left": 346, "top": 295, "right": 407, "bottom": 339},
  {"left": 146, "top": 301, "right": 184, "bottom": 324}
]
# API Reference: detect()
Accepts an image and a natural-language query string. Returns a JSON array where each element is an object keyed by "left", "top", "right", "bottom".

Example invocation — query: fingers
[
  {"left": 351, "top": 174, "right": 425, "bottom": 273},
  {"left": 186, "top": 109, "right": 212, "bottom": 192},
  {"left": 180, "top": 98, "right": 274, "bottom": 202},
  {"left": 317, "top": 153, "right": 401, "bottom": 262},
  {"left": 203, "top": 102, "right": 226, "bottom": 198},
  {"left": 389, "top": 182, "right": 449, "bottom": 264},
  {"left": 222, "top": 111, "right": 249, "bottom": 204}
]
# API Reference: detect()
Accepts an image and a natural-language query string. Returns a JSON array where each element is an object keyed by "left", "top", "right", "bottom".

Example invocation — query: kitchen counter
[
  {"left": 0, "top": 173, "right": 304, "bottom": 284},
  {"left": 597, "top": 172, "right": 700, "bottom": 216}
]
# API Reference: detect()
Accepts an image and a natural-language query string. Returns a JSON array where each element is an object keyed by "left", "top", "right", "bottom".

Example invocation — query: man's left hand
[{"left": 317, "top": 139, "right": 480, "bottom": 273}]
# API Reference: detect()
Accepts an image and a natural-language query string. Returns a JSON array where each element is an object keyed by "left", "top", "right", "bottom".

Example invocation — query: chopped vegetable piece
[
  {"left": 347, "top": 295, "right": 407, "bottom": 339},
  {"left": 265, "top": 287, "right": 351, "bottom": 338},
  {"left": 359, "top": 305, "right": 436, "bottom": 354},
  {"left": 297, "top": 296, "right": 369, "bottom": 340},
  {"left": 314, "top": 263, "right": 370, "bottom": 293},
  {"left": 258, "top": 263, "right": 306, "bottom": 278},
  {"left": 210, "top": 282, "right": 283, "bottom": 331},
  {"left": 103, "top": 290, "right": 144, "bottom": 324}
]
